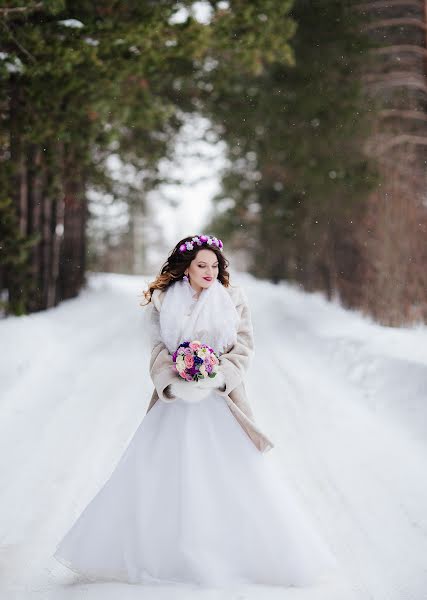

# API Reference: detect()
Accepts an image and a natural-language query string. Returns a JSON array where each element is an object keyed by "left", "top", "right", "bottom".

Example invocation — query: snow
[
  {"left": 0, "top": 271, "right": 426, "bottom": 599},
  {"left": 0, "top": 52, "right": 24, "bottom": 74},
  {"left": 169, "top": 2, "right": 213, "bottom": 25},
  {"left": 57, "top": 19, "right": 84, "bottom": 29},
  {"left": 84, "top": 37, "right": 99, "bottom": 47}
]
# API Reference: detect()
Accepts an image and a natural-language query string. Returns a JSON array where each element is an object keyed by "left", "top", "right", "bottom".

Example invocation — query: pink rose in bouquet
[{"left": 172, "top": 339, "right": 220, "bottom": 382}]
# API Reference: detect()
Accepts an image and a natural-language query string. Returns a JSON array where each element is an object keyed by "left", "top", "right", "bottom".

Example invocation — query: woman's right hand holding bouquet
[{"left": 164, "top": 340, "right": 225, "bottom": 403}]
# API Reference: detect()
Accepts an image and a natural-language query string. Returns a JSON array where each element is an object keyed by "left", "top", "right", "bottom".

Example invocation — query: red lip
[{"left": 203, "top": 277, "right": 212, "bottom": 281}]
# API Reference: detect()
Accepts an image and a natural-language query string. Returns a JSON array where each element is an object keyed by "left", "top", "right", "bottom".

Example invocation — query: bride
[{"left": 53, "top": 233, "right": 338, "bottom": 588}]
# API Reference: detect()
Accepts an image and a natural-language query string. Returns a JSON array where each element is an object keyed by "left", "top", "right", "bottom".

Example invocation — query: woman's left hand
[
  {"left": 165, "top": 370, "right": 226, "bottom": 404},
  {"left": 168, "top": 377, "right": 211, "bottom": 403},
  {"left": 195, "top": 370, "right": 226, "bottom": 392}
]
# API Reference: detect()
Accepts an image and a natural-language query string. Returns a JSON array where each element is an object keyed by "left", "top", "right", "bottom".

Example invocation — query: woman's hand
[
  {"left": 166, "top": 377, "right": 212, "bottom": 403},
  {"left": 164, "top": 370, "right": 226, "bottom": 403},
  {"left": 195, "top": 370, "right": 226, "bottom": 392}
]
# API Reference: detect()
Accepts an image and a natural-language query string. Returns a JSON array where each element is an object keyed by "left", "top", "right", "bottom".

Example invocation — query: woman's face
[{"left": 186, "top": 249, "right": 219, "bottom": 293}]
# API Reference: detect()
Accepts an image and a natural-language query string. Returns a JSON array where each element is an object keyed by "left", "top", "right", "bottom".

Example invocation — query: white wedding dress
[{"left": 53, "top": 302, "right": 338, "bottom": 588}]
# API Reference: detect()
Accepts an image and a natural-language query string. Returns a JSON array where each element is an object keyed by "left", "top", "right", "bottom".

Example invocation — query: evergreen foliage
[
  {"left": 0, "top": 0, "right": 296, "bottom": 314},
  {"left": 0, "top": 197, "right": 38, "bottom": 314},
  {"left": 204, "top": 0, "right": 378, "bottom": 284}
]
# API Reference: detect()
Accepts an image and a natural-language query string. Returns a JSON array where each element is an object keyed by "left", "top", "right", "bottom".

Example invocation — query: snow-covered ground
[{"left": 0, "top": 272, "right": 426, "bottom": 600}]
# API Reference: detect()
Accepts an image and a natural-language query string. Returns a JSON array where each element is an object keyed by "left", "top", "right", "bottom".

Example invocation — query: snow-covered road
[{"left": 1, "top": 272, "right": 426, "bottom": 600}]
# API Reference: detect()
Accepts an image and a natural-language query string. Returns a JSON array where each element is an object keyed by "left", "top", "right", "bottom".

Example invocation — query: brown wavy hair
[{"left": 141, "top": 235, "right": 231, "bottom": 305}]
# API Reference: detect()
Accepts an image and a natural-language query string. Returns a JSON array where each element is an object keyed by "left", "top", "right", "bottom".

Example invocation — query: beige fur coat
[{"left": 145, "top": 283, "right": 274, "bottom": 453}]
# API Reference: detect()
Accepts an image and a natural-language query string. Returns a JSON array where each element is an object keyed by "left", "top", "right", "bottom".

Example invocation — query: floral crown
[{"left": 179, "top": 234, "right": 223, "bottom": 253}]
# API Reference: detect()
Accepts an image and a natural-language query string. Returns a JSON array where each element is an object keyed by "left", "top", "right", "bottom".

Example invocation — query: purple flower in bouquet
[{"left": 173, "top": 340, "right": 220, "bottom": 382}]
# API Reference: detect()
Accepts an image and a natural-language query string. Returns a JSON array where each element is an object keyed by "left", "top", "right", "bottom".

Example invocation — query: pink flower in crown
[
  {"left": 184, "top": 354, "right": 194, "bottom": 368},
  {"left": 178, "top": 234, "right": 223, "bottom": 253},
  {"left": 189, "top": 340, "right": 201, "bottom": 350}
]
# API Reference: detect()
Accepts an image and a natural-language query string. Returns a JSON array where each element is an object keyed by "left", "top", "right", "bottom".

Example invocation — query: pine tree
[
  {"left": 0, "top": 0, "right": 296, "bottom": 314},
  {"left": 204, "top": 1, "right": 377, "bottom": 300}
]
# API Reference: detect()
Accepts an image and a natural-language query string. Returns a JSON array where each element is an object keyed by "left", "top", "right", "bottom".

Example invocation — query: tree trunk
[
  {"left": 354, "top": 0, "right": 427, "bottom": 324},
  {"left": 59, "top": 150, "right": 87, "bottom": 301}
]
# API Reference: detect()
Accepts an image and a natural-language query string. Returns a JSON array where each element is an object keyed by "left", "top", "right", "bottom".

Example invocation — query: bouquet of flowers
[{"left": 172, "top": 340, "right": 220, "bottom": 382}]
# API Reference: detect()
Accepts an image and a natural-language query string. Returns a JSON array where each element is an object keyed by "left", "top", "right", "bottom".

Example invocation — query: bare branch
[
  {"left": 362, "top": 71, "right": 427, "bottom": 93},
  {"left": 366, "top": 134, "right": 427, "bottom": 156},
  {"left": 0, "top": 3, "right": 43, "bottom": 17},
  {"left": 0, "top": 18, "right": 36, "bottom": 62},
  {"left": 355, "top": 1, "right": 422, "bottom": 10},
  {"left": 363, "top": 18, "right": 427, "bottom": 31},
  {"left": 379, "top": 109, "right": 427, "bottom": 122},
  {"left": 369, "top": 44, "right": 427, "bottom": 58}
]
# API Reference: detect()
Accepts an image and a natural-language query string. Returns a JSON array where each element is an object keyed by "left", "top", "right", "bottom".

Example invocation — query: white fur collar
[{"left": 158, "top": 278, "right": 239, "bottom": 356}]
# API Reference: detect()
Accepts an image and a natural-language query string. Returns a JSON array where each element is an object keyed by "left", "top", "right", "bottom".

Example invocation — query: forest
[{"left": 1, "top": 0, "right": 426, "bottom": 325}]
